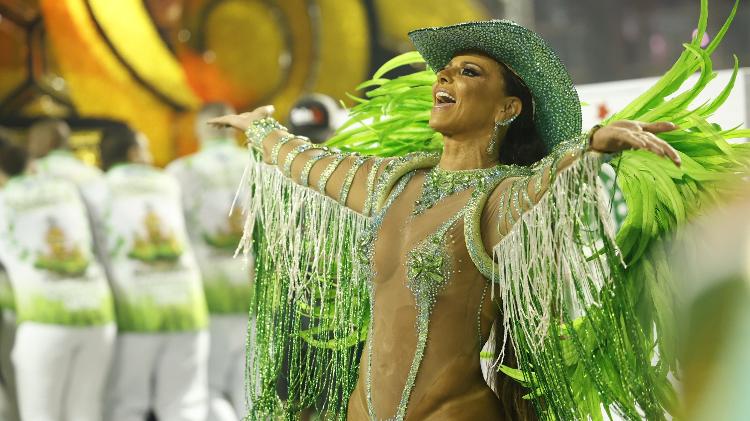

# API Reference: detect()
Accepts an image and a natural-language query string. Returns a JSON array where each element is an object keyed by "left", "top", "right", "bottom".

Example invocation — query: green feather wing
[
  {"left": 607, "top": 0, "right": 748, "bottom": 367},
  {"left": 569, "top": 0, "right": 749, "bottom": 418}
]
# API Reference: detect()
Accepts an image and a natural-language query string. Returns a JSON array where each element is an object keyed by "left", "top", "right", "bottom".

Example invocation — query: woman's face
[{"left": 428, "top": 52, "right": 516, "bottom": 137}]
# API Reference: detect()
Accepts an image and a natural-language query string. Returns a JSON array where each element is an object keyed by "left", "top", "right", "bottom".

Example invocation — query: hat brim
[{"left": 408, "top": 20, "right": 582, "bottom": 150}]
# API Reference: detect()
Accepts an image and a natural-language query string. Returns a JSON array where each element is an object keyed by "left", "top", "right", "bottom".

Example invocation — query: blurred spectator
[
  {"left": 167, "top": 103, "right": 251, "bottom": 421},
  {"left": 0, "top": 257, "right": 12, "bottom": 421},
  {"left": 84, "top": 125, "right": 209, "bottom": 421},
  {"left": 288, "top": 93, "right": 345, "bottom": 143},
  {"left": 0, "top": 135, "right": 19, "bottom": 421},
  {"left": 0, "top": 141, "right": 27, "bottom": 180},
  {"left": 30, "top": 118, "right": 103, "bottom": 187},
  {"left": 0, "top": 136, "right": 116, "bottom": 421},
  {"left": 27, "top": 118, "right": 71, "bottom": 161}
]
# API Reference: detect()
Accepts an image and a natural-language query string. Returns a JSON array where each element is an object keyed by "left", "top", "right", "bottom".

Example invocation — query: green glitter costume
[{"left": 239, "top": 1, "right": 750, "bottom": 419}]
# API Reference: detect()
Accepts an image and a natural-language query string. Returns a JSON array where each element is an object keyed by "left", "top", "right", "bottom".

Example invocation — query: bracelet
[
  {"left": 299, "top": 149, "right": 331, "bottom": 187},
  {"left": 317, "top": 154, "right": 347, "bottom": 194},
  {"left": 338, "top": 155, "right": 366, "bottom": 205},
  {"left": 587, "top": 124, "right": 604, "bottom": 149},
  {"left": 282, "top": 143, "right": 315, "bottom": 178},
  {"left": 270, "top": 135, "right": 295, "bottom": 166},
  {"left": 244, "top": 117, "right": 287, "bottom": 151}
]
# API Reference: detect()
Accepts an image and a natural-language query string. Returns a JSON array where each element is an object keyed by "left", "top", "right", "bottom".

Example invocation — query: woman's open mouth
[{"left": 434, "top": 90, "right": 456, "bottom": 109}]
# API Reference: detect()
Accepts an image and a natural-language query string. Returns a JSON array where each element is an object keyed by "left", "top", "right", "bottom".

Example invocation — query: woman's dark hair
[
  {"left": 497, "top": 63, "right": 548, "bottom": 166},
  {"left": 0, "top": 136, "right": 28, "bottom": 177},
  {"left": 100, "top": 124, "right": 137, "bottom": 171}
]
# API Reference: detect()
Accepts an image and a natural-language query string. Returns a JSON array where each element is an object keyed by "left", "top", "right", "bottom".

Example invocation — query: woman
[{"left": 211, "top": 16, "right": 738, "bottom": 421}]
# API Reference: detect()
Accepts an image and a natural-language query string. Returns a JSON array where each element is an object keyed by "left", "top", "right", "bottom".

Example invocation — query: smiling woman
[
  {"left": 428, "top": 52, "right": 548, "bottom": 169},
  {"left": 210, "top": 2, "right": 748, "bottom": 420}
]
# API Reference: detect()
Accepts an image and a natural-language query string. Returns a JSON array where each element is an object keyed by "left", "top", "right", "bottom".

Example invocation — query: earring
[
  {"left": 487, "top": 114, "right": 518, "bottom": 154},
  {"left": 487, "top": 131, "right": 498, "bottom": 155},
  {"left": 496, "top": 114, "right": 518, "bottom": 128}
]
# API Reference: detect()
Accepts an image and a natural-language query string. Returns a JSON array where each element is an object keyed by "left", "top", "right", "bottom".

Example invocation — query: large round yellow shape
[
  {"left": 268, "top": 0, "right": 317, "bottom": 119},
  {"left": 375, "top": 0, "right": 488, "bottom": 51},
  {"left": 312, "top": 0, "right": 369, "bottom": 105},
  {"left": 204, "top": 0, "right": 287, "bottom": 106}
]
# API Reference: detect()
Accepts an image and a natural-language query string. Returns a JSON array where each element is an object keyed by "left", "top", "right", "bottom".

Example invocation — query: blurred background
[{"left": 0, "top": 0, "right": 748, "bottom": 166}]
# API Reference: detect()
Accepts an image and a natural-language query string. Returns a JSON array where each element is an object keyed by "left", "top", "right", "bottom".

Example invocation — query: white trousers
[
  {"left": 0, "top": 381, "right": 10, "bottom": 421},
  {"left": 208, "top": 315, "right": 248, "bottom": 421},
  {"left": 0, "top": 311, "right": 18, "bottom": 421},
  {"left": 105, "top": 330, "right": 209, "bottom": 421},
  {"left": 12, "top": 322, "right": 116, "bottom": 421}
]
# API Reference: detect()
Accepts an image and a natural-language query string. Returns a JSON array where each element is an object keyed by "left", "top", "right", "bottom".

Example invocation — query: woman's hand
[
  {"left": 590, "top": 120, "right": 681, "bottom": 166},
  {"left": 206, "top": 105, "right": 275, "bottom": 131}
]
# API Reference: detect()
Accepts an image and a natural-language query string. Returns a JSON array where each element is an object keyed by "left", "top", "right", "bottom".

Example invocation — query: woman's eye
[{"left": 461, "top": 68, "right": 478, "bottom": 77}]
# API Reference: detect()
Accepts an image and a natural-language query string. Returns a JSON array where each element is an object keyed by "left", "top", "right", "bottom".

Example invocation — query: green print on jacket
[
  {"left": 0, "top": 175, "right": 115, "bottom": 327},
  {"left": 85, "top": 164, "right": 208, "bottom": 332},
  {"left": 166, "top": 142, "right": 253, "bottom": 315}
]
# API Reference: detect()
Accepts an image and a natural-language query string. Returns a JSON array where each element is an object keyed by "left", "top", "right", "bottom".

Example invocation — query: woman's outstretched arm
[
  {"left": 481, "top": 120, "right": 681, "bottom": 249},
  {"left": 209, "top": 106, "right": 392, "bottom": 216}
]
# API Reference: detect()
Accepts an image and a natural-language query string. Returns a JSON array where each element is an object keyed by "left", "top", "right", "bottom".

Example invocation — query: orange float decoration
[{"left": 40, "top": 0, "right": 199, "bottom": 165}]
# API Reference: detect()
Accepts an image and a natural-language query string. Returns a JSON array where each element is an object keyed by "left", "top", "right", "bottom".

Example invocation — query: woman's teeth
[{"left": 436, "top": 92, "right": 456, "bottom": 104}]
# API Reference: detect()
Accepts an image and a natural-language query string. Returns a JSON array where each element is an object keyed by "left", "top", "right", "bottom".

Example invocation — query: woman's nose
[{"left": 438, "top": 71, "right": 451, "bottom": 84}]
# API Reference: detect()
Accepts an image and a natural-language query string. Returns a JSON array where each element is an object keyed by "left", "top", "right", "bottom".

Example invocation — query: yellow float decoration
[
  {"left": 86, "top": 0, "right": 199, "bottom": 110},
  {"left": 312, "top": 0, "right": 370, "bottom": 104},
  {"left": 374, "top": 0, "right": 488, "bottom": 51},
  {"left": 40, "top": 0, "right": 198, "bottom": 165}
]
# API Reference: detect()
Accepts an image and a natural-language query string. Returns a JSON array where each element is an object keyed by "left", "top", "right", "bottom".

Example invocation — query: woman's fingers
[
  {"left": 256, "top": 105, "right": 275, "bottom": 117},
  {"left": 640, "top": 121, "right": 679, "bottom": 134},
  {"left": 206, "top": 116, "right": 233, "bottom": 127},
  {"left": 619, "top": 130, "right": 645, "bottom": 150},
  {"left": 643, "top": 132, "right": 681, "bottom": 165},
  {"left": 206, "top": 105, "right": 274, "bottom": 129},
  {"left": 635, "top": 132, "right": 664, "bottom": 156},
  {"left": 635, "top": 131, "right": 682, "bottom": 166},
  {"left": 596, "top": 120, "right": 681, "bottom": 166}
]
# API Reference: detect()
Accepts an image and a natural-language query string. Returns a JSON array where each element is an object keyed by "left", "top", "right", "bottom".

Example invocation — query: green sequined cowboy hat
[{"left": 408, "top": 20, "right": 582, "bottom": 150}]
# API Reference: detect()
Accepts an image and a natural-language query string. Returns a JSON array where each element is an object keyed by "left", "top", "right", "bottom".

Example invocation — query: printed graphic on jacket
[
  {"left": 85, "top": 164, "right": 208, "bottom": 332},
  {"left": 0, "top": 176, "right": 114, "bottom": 326},
  {"left": 166, "top": 145, "right": 252, "bottom": 315}
]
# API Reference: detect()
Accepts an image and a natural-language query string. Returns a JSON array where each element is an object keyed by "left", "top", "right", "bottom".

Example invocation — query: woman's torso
[{"left": 347, "top": 170, "right": 504, "bottom": 420}]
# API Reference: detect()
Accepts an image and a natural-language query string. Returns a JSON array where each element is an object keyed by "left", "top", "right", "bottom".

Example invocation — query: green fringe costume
[{"left": 239, "top": 1, "right": 750, "bottom": 419}]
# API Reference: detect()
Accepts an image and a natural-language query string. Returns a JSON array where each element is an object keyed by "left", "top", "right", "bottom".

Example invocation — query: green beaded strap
[
  {"left": 270, "top": 134, "right": 296, "bottom": 166},
  {"left": 465, "top": 178, "right": 511, "bottom": 280},
  {"left": 282, "top": 143, "right": 315, "bottom": 178},
  {"left": 317, "top": 153, "right": 347, "bottom": 194},
  {"left": 362, "top": 159, "right": 384, "bottom": 217},
  {"left": 299, "top": 149, "right": 331, "bottom": 187},
  {"left": 372, "top": 153, "right": 440, "bottom": 213},
  {"left": 338, "top": 155, "right": 366, "bottom": 205},
  {"left": 464, "top": 167, "right": 532, "bottom": 280},
  {"left": 244, "top": 117, "right": 287, "bottom": 152}
]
